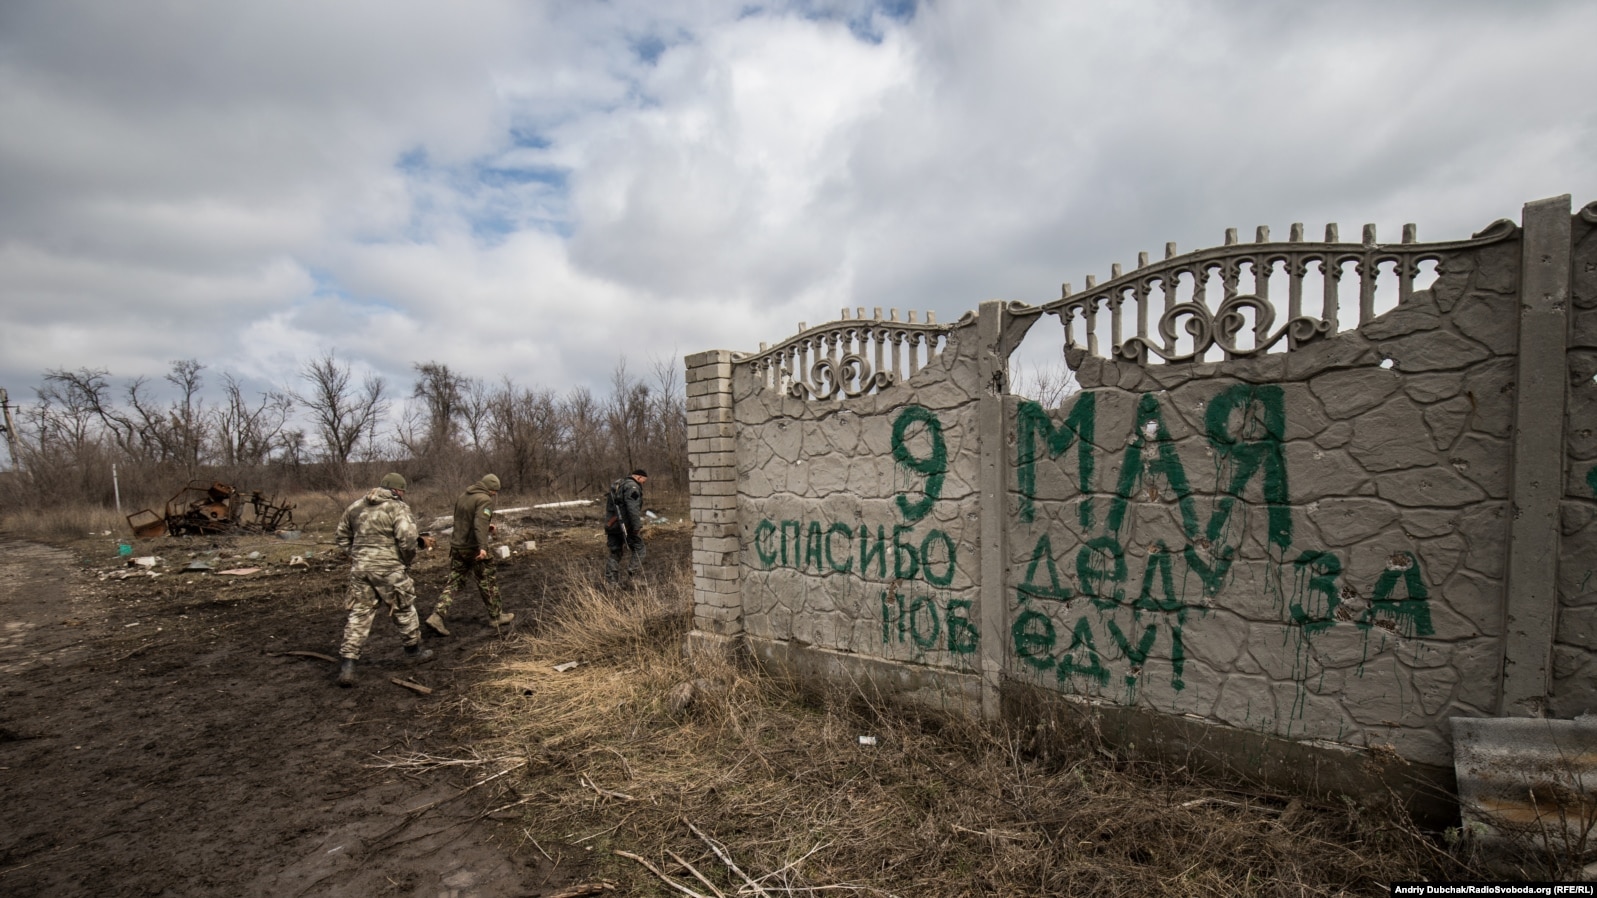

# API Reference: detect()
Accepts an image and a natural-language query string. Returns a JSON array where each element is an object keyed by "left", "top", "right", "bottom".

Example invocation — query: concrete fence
[{"left": 685, "top": 195, "right": 1597, "bottom": 816}]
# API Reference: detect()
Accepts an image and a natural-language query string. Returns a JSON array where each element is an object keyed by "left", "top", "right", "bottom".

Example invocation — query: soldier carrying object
[
  {"left": 604, "top": 468, "right": 649, "bottom": 583},
  {"left": 334, "top": 472, "right": 433, "bottom": 687},
  {"left": 427, "top": 474, "right": 514, "bottom": 635}
]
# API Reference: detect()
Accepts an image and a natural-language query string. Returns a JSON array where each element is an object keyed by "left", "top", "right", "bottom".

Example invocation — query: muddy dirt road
[{"left": 0, "top": 513, "right": 657, "bottom": 897}]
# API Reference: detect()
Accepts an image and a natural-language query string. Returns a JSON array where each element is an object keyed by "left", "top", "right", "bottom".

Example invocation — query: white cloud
[{"left": 0, "top": 0, "right": 1593, "bottom": 423}]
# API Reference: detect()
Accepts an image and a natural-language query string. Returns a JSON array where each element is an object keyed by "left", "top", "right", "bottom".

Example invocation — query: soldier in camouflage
[
  {"left": 334, "top": 472, "right": 433, "bottom": 687},
  {"left": 426, "top": 474, "right": 513, "bottom": 635},
  {"left": 604, "top": 469, "right": 648, "bottom": 583}
]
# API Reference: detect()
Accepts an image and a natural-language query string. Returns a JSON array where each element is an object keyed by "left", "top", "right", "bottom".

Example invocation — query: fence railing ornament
[
  {"left": 742, "top": 307, "right": 949, "bottom": 400},
  {"left": 738, "top": 212, "right": 1531, "bottom": 399},
  {"left": 1046, "top": 218, "right": 1521, "bottom": 366}
]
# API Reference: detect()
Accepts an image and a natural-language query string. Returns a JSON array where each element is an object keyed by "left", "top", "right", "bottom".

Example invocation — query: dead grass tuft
[{"left": 469, "top": 563, "right": 1484, "bottom": 897}]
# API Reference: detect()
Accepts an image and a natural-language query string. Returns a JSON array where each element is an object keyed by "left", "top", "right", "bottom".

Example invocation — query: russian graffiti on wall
[
  {"left": 749, "top": 404, "right": 976, "bottom": 657},
  {"left": 1011, "top": 385, "right": 1433, "bottom": 701}
]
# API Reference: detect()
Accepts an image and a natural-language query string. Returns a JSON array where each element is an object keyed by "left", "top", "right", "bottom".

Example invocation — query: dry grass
[{"left": 465, "top": 562, "right": 1485, "bottom": 897}]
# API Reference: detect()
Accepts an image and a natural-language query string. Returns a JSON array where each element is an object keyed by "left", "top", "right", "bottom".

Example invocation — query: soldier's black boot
[
  {"left": 336, "top": 657, "right": 356, "bottom": 687},
  {"left": 404, "top": 643, "right": 435, "bottom": 664}
]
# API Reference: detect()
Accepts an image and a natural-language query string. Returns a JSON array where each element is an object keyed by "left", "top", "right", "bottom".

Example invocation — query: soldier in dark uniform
[{"left": 604, "top": 469, "right": 648, "bottom": 582}]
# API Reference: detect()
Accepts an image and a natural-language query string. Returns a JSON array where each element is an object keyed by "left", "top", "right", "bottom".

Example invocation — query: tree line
[{"left": 0, "top": 351, "right": 688, "bottom": 513}]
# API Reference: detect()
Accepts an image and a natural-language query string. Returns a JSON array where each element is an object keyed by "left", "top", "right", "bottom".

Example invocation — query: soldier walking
[
  {"left": 334, "top": 472, "right": 432, "bottom": 687},
  {"left": 604, "top": 469, "right": 648, "bottom": 583},
  {"left": 427, "top": 474, "right": 514, "bottom": 635}
]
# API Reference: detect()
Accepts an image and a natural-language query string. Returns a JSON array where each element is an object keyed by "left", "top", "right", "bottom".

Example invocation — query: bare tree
[
  {"left": 459, "top": 376, "right": 492, "bottom": 453},
  {"left": 1012, "top": 359, "right": 1079, "bottom": 408},
  {"left": 276, "top": 428, "right": 308, "bottom": 469},
  {"left": 605, "top": 359, "right": 651, "bottom": 475},
  {"left": 296, "top": 352, "right": 388, "bottom": 485},
  {"left": 35, "top": 370, "right": 112, "bottom": 458},
  {"left": 563, "top": 385, "right": 604, "bottom": 493},
  {"left": 41, "top": 368, "right": 138, "bottom": 458},
  {"left": 486, "top": 378, "right": 560, "bottom": 494},
  {"left": 410, "top": 361, "right": 467, "bottom": 457},
  {"left": 122, "top": 359, "right": 208, "bottom": 474},
  {"left": 218, "top": 374, "right": 293, "bottom": 467},
  {"left": 649, "top": 354, "right": 689, "bottom": 487}
]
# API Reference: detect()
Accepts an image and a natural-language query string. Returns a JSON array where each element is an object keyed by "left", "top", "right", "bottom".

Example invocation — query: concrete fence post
[
  {"left": 1499, "top": 194, "right": 1573, "bottom": 716},
  {"left": 976, "top": 300, "right": 1010, "bottom": 719}
]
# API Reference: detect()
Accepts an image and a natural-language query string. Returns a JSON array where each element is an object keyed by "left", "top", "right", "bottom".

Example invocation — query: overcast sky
[{"left": 2, "top": 0, "right": 1594, "bottom": 417}]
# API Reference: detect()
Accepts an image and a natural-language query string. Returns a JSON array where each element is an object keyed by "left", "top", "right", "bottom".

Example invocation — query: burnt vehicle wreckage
[{"left": 126, "top": 480, "right": 296, "bottom": 538}]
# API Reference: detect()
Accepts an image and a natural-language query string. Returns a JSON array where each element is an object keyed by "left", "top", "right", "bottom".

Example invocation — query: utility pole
[{"left": 0, "top": 388, "right": 18, "bottom": 471}]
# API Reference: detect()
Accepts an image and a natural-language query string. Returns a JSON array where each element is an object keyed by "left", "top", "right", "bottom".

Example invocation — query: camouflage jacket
[
  {"left": 449, "top": 484, "right": 496, "bottom": 552},
  {"left": 336, "top": 487, "right": 418, "bottom": 572}
]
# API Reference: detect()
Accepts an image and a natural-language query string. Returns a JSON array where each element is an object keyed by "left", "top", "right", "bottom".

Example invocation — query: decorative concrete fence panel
[{"left": 686, "top": 195, "right": 1595, "bottom": 808}]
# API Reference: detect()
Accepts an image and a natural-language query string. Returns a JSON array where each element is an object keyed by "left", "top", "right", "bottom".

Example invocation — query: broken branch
[
  {"left": 268, "top": 650, "right": 338, "bottom": 664},
  {"left": 614, "top": 851, "right": 712, "bottom": 898},
  {"left": 686, "top": 819, "right": 770, "bottom": 898},
  {"left": 580, "top": 773, "right": 635, "bottom": 802},
  {"left": 389, "top": 677, "right": 433, "bottom": 695},
  {"left": 667, "top": 848, "right": 727, "bottom": 898}
]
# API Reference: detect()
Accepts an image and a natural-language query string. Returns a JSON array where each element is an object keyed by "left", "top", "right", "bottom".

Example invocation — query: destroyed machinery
[{"left": 126, "top": 480, "right": 296, "bottom": 538}]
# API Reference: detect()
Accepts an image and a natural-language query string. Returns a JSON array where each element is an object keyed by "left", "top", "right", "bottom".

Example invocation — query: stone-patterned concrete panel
[
  {"left": 1549, "top": 646, "right": 1596, "bottom": 718},
  {"left": 1460, "top": 357, "right": 1518, "bottom": 438},
  {"left": 1348, "top": 398, "right": 1436, "bottom": 472},
  {"left": 1567, "top": 384, "right": 1597, "bottom": 461},
  {"left": 1278, "top": 382, "right": 1333, "bottom": 441},
  {"left": 1378, "top": 329, "right": 1494, "bottom": 374},
  {"left": 1556, "top": 517, "right": 1597, "bottom": 614},
  {"left": 1469, "top": 240, "right": 1520, "bottom": 295},
  {"left": 1414, "top": 532, "right": 1467, "bottom": 585},
  {"left": 1372, "top": 466, "right": 1485, "bottom": 507},
  {"left": 1174, "top": 608, "right": 1248, "bottom": 669},
  {"left": 1213, "top": 673, "right": 1277, "bottom": 731},
  {"left": 1557, "top": 604, "right": 1597, "bottom": 651},
  {"left": 1561, "top": 500, "right": 1595, "bottom": 537},
  {"left": 1402, "top": 508, "right": 1464, "bottom": 539},
  {"left": 700, "top": 202, "right": 1593, "bottom": 791},
  {"left": 1404, "top": 371, "right": 1464, "bottom": 405},
  {"left": 1309, "top": 497, "right": 1401, "bottom": 545},
  {"left": 1422, "top": 395, "right": 1473, "bottom": 452},
  {"left": 1282, "top": 444, "right": 1372, "bottom": 501},
  {"left": 1450, "top": 294, "right": 1518, "bottom": 356},
  {"left": 1281, "top": 686, "right": 1358, "bottom": 747},
  {"left": 1284, "top": 332, "right": 1380, "bottom": 381},
  {"left": 1439, "top": 569, "right": 1505, "bottom": 638},
  {"left": 1313, "top": 420, "right": 1353, "bottom": 451},
  {"left": 1309, "top": 365, "right": 1398, "bottom": 418},
  {"left": 1456, "top": 503, "right": 1508, "bottom": 579},
  {"left": 1361, "top": 293, "right": 1442, "bottom": 340},
  {"left": 1448, "top": 432, "right": 1510, "bottom": 499}
]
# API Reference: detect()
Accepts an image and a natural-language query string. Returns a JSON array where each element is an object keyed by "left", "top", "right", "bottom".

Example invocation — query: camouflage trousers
[
  {"left": 339, "top": 568, "right": 422, "bottom": 660},
  {"left": 433, "top": 549, "right": 502, "bottom": 619}
]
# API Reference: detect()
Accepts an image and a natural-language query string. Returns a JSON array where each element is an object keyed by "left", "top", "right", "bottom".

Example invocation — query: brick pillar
[{"left": 684, "top": 350, "right": 742, "bottom": 637}]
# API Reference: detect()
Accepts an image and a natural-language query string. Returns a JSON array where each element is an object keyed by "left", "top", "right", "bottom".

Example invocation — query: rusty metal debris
[{"left": 126, "top": 480, "right": 296, "bottom": 538}]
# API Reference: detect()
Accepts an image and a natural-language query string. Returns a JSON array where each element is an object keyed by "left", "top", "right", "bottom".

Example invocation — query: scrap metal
[{"left": 126, "top": 480, "right": 296, "bottom": 538}]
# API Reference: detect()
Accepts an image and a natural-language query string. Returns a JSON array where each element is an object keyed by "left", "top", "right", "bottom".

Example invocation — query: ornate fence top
[
  {"left": 741, "top": 307, "right": 951, "bottom": 401},
  {"left": 736, "top": 206, "right": 1561, "bottom": 402},
  {"left": 1038, "top": 218, "right": 1521, "bottom": 365}
]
